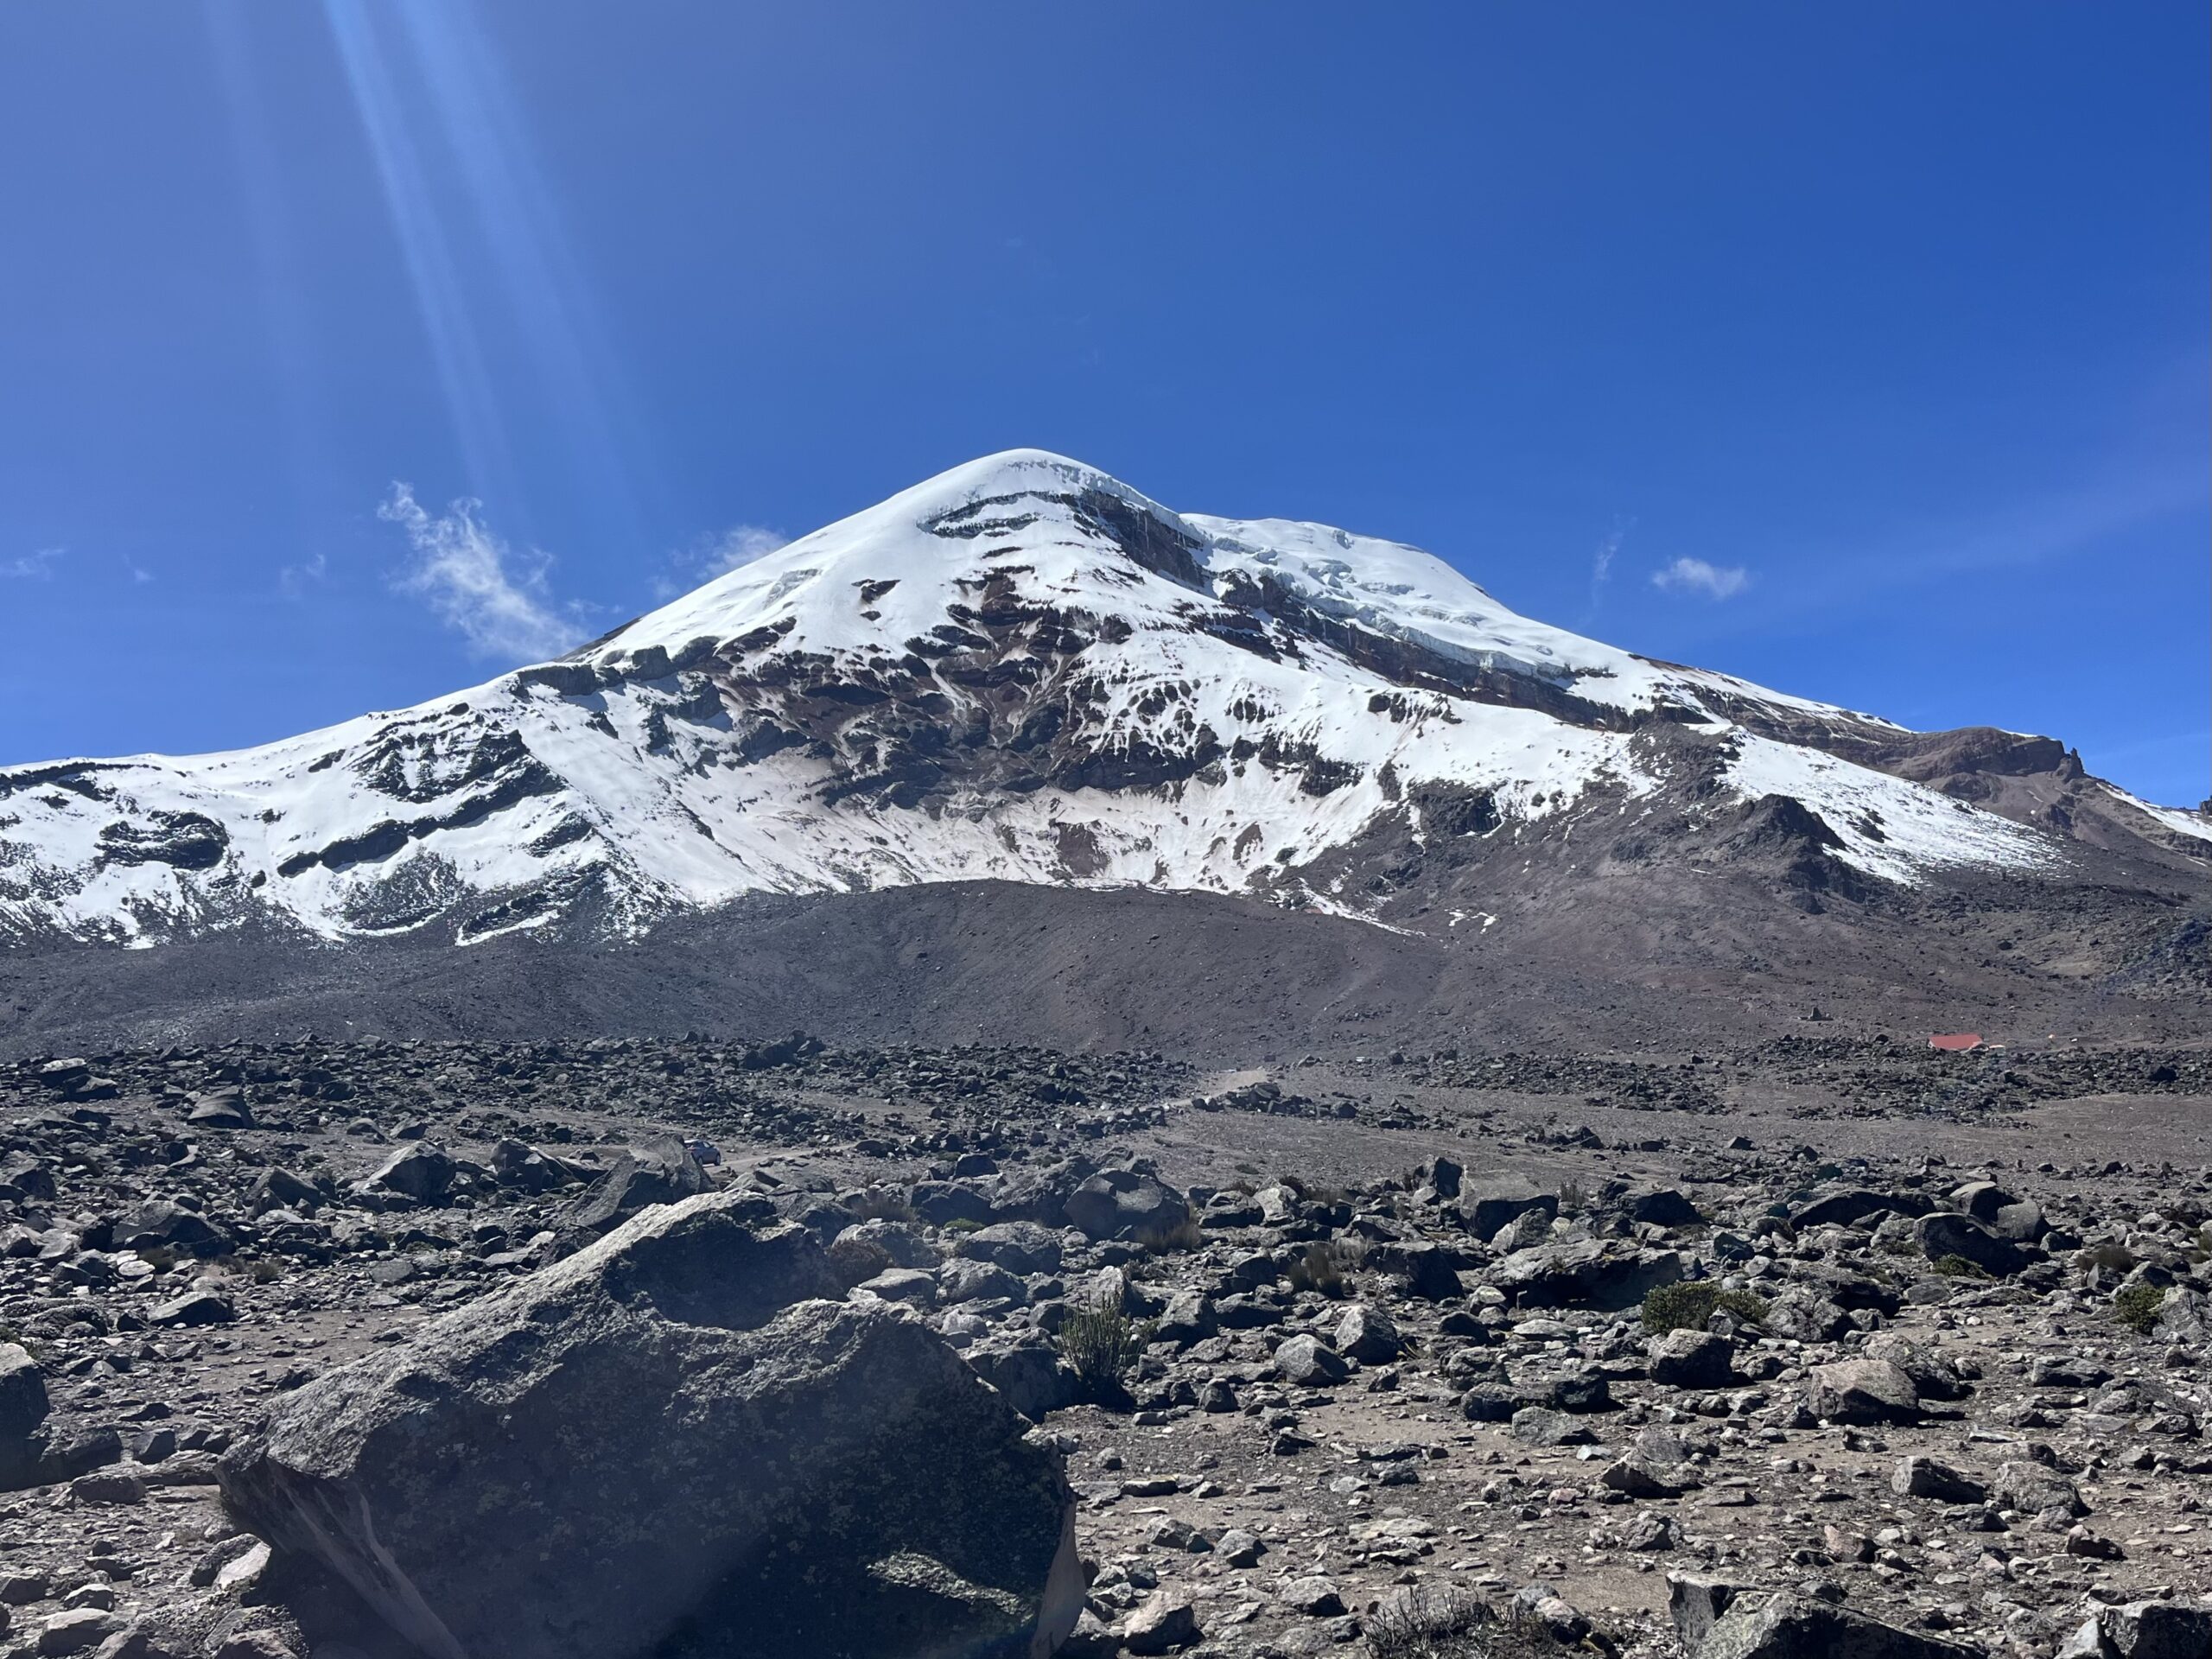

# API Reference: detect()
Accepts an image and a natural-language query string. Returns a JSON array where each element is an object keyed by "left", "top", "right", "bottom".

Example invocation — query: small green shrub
[
  {"left": 847, "top": 1189, "right": 915, "bottom": 1224},
  {"left": 1057, "top": 1297, "right": 1150, "bottom": 1400},
  {"left": 1287, "top": 1241, "right": 1351, "bottom": 1299},
  {"left": 1929, "top": 1254, "right": 1991, "bottom": 1280},
  {"left": 2113, "top": 1281, "right": 2166, "bottom": 1335},
  {"left": 1366, "top": 1586, "right": 1555, "bottom": 1659},
  {"left": 1640, "top": 1280, "right": 1770, "bottom": 1335},
  {"left": 1137, "top": 1215, "right": 1204, "bottom": 1255}
]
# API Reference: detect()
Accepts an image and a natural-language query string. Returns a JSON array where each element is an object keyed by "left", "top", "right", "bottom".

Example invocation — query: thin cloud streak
[
  {"left": 278, "top": 552, "right": 329, "bottom": 598},
  {"left": 652, "top": 524, "right": 789, "bottom": 599},
  {"left": 379, "top": 483, "right": 585, "bottom": 662},
  {"left": 2, "top": 547, "right": 63, "bottom": 579},
  {"left": 1583, "top": 516, "right": 1632, "bottom": 622}
]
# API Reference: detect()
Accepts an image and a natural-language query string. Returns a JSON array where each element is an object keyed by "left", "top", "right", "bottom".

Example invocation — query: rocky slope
[
  {"left": 4, "top": 450, "right": 2205, "bottom": 950},
  {"left": 5, "top": 1037, "right": 2212, "bottom": 1658}
]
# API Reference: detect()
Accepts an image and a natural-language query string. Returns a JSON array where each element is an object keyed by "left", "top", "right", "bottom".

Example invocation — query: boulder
[
  {"left": 1508, "top": 1357, "right": 1612, "bottom": 1413},
  {"left": 185, "top": 1093, "right": 254, "bottom": 1129},
  {"left": 1414, "top": 1155, "right": 1463, "bottom": 1199},
  {"left": 1496, "top": 1238, "right": 1682, "bottom": 1310},
  {"left": 953, "top": 1223, "right": 1063, "bottom": 1278},
  {"left": 1891, "top": 1456, "right": 1986, "bottom": 1504},
  {"left": 1994, "top": 1459, "right": 2085, "bottom": 1519},
  {"left": 1118, "top": 1592, "right": 1199, "bottom": 1656},
  {"left": 0, "top": 1346, "right": 44, "bottom": 1436},
  {"left": 1915, "top": 1211, "right": 2038, "bottom": 1278},
  {"left": 1697, "top": 1592, "right": 1979, "bottom": 1659},
  {"left": 855, "top": 1268, "right": 939, "bottom": 1309},
  {"left": 937, "top": 1258, "right": 1026, "bottom": 1306},
  {"left": 1456, "top": 1177, "right": 1556, "bottom": 1239},
  {"left": 2069, "top": 1599, "right": 2212, "bottom": 1659},
  {"left": 1628, "top": 1187, "right": 1703, "bottom": 1228},
  {"left": 1335, "top": 1304, "right": 1402, "bottom": 1363},
  {"left": 148, "top": 1292, "right": 235, "bottom": 1329},
  {"left": 1273, "top": 1334, "right": 1349, "bottom": 1387},
  {"left": 1789, "top": 1189, "right": 1933, "bottom": 1230},
  {"left": 1664, "top": 1573, "right": 1745, "bottom": 1648},
  {"left": 1152, "top": 1292, "right": 1217, "bottom": 1349},
  {"left": 219, "top": 1192, "right": 1081, "bottom": 1659},
  {"left": 1648, "top": 1329, "right": 1733, "bottom": 1389},
  {"left": 247, "top": 1168, "right": 322, "bottom": 1217},
  {"left": 559, "top": 1135, "right": 705, "bottom": 1234},
  {"left": 1064, "top": 1170, "right": 1188, "bottom": 1242},
  {"left": 1365, "top": 1239, "right": 1462, "bottom": 1300},
  {"left": 0, "top": 1344, "right": 49, "bottom": 1488},
  {"left": 908, "top": 1181, "right": 995, "bottom": 1230},
  {"left": 490, "top": 1139, "right": 584, "bottom": 1193},
  {"left": 963, "top": 1338, "right": 1080, "bottom": 1423},
  {"left": 106, "top": 1200, "right": 229, "bottom": 1257},
  {"left": 1509, "top": 1407, "right": 1592, "bottom": 1447},
  {"left": 1806, "top": 1358, "right": 1923, "bottom": 1426},
  {"left": 357, "top": 1142, "right": 461, "bottom": 1207},
  {"left": 1861, "top": 1333, "right": 1969, "bottom": 1401}
]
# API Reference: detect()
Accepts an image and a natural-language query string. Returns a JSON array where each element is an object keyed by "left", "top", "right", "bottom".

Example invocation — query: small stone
[
  {"left": 1273, "top": 1334, "right": 1348, "bottom": 1387},
  {"left": 1215, "top": 1528, "right": 1264, "bottom": 1568},
  {"left": 1118, "top": 1591, "right": 1200, "bottom": 1655},
  {"left": 1891, "top": 1455, "right": 1986, "bottom": 1504},
  {"left": 1280, "top": 1576, "right": 1345, "bottom": 1617},
  {"left": 147, "top": 1292, "right": 235, "bottom": 1329},
  {"left": 37, "top": 1609, "right": 124, "bottom": 1658},
  {"left": 1805, "top": 1358, "right": 1923, "bottom": 1426}
]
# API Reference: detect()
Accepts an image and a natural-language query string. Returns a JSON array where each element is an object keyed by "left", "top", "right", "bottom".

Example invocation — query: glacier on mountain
[{"left": 0, "top": 449, "right": 2167, "bottom": 946}]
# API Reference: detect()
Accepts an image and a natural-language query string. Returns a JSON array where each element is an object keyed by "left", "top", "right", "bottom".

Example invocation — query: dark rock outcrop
[{"left": 219, "top": 1192, "right": 1082, "bottom": 1659}]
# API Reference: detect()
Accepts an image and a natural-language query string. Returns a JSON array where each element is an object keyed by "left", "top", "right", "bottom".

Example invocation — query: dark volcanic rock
[
  {"left": 219, "top": 1191, "right": 1081, "bottom": 1659},
  {"left": 1064, "top": 1169, "right": 1188, "bottom": 1242},
  {"left": 1915, "top": 1211, "right": 2039, "bottom": 1278},
  {"left": 1698, "top": 1592, "right": 1980, "bottom": 1659},
  {"left": 560, "top": 1132, "right": 707, "bottom": 1234}
]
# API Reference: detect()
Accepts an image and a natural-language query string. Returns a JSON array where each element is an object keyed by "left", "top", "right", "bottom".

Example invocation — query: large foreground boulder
[{"left": 219, "top": 1192, "right": 1083, "bottom": 1659}]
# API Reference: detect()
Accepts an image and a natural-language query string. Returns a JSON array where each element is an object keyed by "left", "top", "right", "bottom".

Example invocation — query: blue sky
[{"left": 2, "top": 3, "right": 2205, "bottom": 804}]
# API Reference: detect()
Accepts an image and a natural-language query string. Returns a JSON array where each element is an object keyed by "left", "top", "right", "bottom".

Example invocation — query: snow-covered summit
[{"left": 1, "top": 450, "right": 2196, "bottom": 946}]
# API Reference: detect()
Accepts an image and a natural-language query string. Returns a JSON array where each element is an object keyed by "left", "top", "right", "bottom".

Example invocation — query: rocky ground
[{"left": 2, "top": 1034, "right": 2210, "bottom": 1658}]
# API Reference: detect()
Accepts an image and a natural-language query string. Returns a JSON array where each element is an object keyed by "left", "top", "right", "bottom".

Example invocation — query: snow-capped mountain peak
[{"left": 2, "top": 451, "right": 2202, "bottom": 946}]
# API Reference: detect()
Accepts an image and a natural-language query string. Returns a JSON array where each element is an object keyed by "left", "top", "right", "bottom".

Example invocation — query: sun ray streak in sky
[
  {"left": 320, "top": 0, "right": 651, "bottom": 555},
  {"left": 385, "top": 1, "right": 659, "bottom": 550},
  {"left": 320, "top": 0, "right": 522, "bottom": 512}
]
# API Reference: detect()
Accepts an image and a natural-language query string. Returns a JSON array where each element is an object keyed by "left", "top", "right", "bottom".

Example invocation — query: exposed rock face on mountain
[{"left": 3, "top": 450, "right": 2204, "bottom": 950}]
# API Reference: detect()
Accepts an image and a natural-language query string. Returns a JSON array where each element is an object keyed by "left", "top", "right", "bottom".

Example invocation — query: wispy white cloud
[
  {"left": 1586, "top": 517, "right": 1632, "bottom": 617},
  {"left": 652, "top": 523, "right": 788, "bottom": 599},
  {"left": 702, "top": 524, "right": 787, "bottom": 575},
  {"left": 379, "top": 483, "right": 586, "bottom": 661},
  {"left": 278, "top": 552, "right": 328, "bottom": 598},
  {"left": 1652, "top": 556, "right": 1751, "bottom": 601},
  {"left": 123, "top": 556, "right": 154, "bottom": 586},
  {"left": 1591, "top": 527, "right": 1622, "bottom": 590},
  {"left": 3, "top": 547, "right": 63, "bottom": 580}
]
